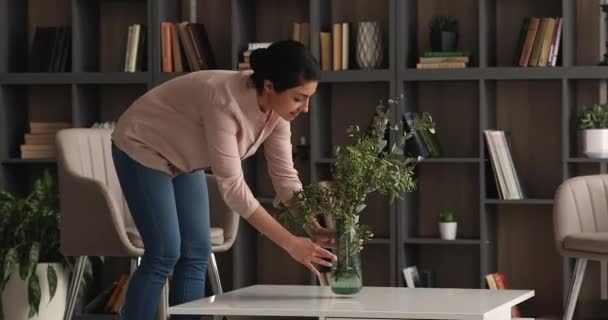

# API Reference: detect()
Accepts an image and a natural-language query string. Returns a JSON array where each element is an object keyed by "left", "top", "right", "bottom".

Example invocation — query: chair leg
[
  {"left": 563, "top": 258, "right": 588, "bottom": 320},
  {"left": 64, "top": 256, "right": 87, "bottom": 320},
  {"left": 208, "top": 252, "right": 223, "bottom": 295}
]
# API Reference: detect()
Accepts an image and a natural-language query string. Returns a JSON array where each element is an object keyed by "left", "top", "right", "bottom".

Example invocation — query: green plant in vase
[
  {"left": 277, "top": 96, "right": 433, "bottom": 294},
  {"left": 578, "top": 103, "right": 608, "bottom": 158}
]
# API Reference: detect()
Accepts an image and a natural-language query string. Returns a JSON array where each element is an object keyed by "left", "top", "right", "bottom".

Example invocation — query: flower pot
[
  {"left": 330, "top": 221, "right": 362, "bottom": 295},
  {"left": 430, "top": 31, "right": 458, "bottom": 52},
  {"left": 1, "top": 263, "right": 68, "bottom": 320},
  {"left": 581, "top": 129, "right": 608, "bottom": 158},
  {"left": 356, "top": 21, "right": 384, "bottom": 69},
  {"left": 439, "top": 222, "right": 458, "bottom": 240}
]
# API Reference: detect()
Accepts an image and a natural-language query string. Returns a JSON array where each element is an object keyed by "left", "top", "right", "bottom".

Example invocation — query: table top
[{"left": 169, "top": 285, "right": 535, "bottom": 319}]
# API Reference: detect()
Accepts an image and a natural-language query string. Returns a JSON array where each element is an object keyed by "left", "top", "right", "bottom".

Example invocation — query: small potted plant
[
  {"left": 578, "top": 103, "right": 608, "bottom": 158},
  {"left": 439, "top": 210, "right": 457, "bottom": 240},
  {"left": 429, "top": 15, "right": 459, "bottom": 52}
]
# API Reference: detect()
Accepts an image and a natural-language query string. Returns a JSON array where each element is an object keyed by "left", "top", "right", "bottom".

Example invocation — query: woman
[{"left": 111, "top": 40, "right": 337, "bottom": 320}]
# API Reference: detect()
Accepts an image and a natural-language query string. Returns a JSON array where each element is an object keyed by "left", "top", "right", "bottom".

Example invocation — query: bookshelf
[{"left": 1, "top": 0, "right": 607, "bottom": 319}]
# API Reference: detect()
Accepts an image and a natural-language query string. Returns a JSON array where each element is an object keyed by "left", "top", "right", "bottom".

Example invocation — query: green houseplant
[
  {"left": 429, "top": 15, "right": 459, "bottom": 52},
  {"left": 438, "top": 210, "right": 457, "bottom": 240},
  {"left": 277, "top": 96, "right": 432, "bottom": 294},
  {"left": 577, "top": 103, "right": 608, "bottom": 158},
  {"left": 0, "top": 170, "right": 98, "bottom": 319}
]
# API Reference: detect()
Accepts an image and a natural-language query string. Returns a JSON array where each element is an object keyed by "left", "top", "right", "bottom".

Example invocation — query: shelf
[
  {"left": 319, "top": 70, "right": 393, "bottom": 83},
  {"left": 1, "top": 72, "right": 150, "bottom": 84},
  {"left": 315, "top": 158, "right": 335, "bottom": 164},
  {"left": 567, "top": 157, "right": 608, "bottom": 163},
  {"left": 484, "top": 199, "right": 554, "bottom": 205},
  {"left": 403, "top": 237, "right": 485, "bottom": 245},
  {"left": 2, "top": 159, "right": 57, "bottom": 165},
  {"left": 72, "top": 314, "right": 117, "bottom": 320},
  {"left": 399, "top": 66, "right": 608, "bottom": 82},
  {"left": 418, "top": 157, "right": 481, "bottom": 164},
  {"left": 365, "top": 238, "right": 391, "bottom": 245}
]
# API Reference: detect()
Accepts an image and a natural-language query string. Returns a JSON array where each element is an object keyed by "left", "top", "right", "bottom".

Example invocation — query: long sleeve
[
  {"left": 263, "top": 118, "right": 303, "bottom": 207},
  {"left": 203, "top": 95, "right": 260, "bottom": 219}
]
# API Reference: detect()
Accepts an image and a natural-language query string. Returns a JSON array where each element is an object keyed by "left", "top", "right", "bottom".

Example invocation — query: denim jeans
[{"left": 112, "top": 143, "right": 211, "bottom": 320}]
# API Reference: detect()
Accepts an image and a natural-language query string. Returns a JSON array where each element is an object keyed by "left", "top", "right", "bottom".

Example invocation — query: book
[
  {"left": 423, "top": 51, "right": 470, "bottom": 58},
  {"left": 419, "top": 56, "right": 469, "bottom": 64},
  {"left": 513, "top": 18, "right": 530, "bottom": 66},
  {"left": 528, "top": 17, "right": 548, "bottom": 66},
  {"left": 177, "top": 21, "right": 198, "bottom": 71},
  {"left": 105, "top": 274, "right": 129, "bottom": 313},
  {"left": 402, "top": 266, "right": 421, "bottom": 288},
  {"left": 30, "top": 122, "right": 71, "bottom": 134},
  {"left": 485, "top": 273, "right": 497, "bottom": 289},
  {"left": 24, "top": 133, "right": 55, "bottom": 145},
  {"left": 170, "top": 23, "right": 183, "bottom": 72},
  {"left": 519, "top": 17, "right": 540, "bottom": 67},
  {"left": 300, "top": 22, "right": 310, "bottom": 48},
  {"left": 341, "top": 22, "right": 349, "bottom": 70},
  {"left": 187, "top": 22, "right": 217, "bottom": 70},
  {"left": 332, "top": 23, "right": 342, "bottom": 71},
  {"left": 20, "top": 145, "right": 56, "bottom": 159},
  {"left": 161, "top": 22, "right": 173, "bottom": 72},
  {"left": 492, "top": 273, "right": 521, "bottom": 318},
  {"left": 416, "top": 62, "right": 466, "bottom": 69},
  {"left": 320, "top": 32, "right": 332, "bottom": 71},
  {"left": 537, "top": 18, "right": 556, "bottom": 67},
  {"left": 549, "top": 17, "right": 562, "bottom": 67}
]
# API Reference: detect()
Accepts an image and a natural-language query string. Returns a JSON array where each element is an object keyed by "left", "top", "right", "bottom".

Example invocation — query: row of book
[
  {"left": 516, "top": 17, "right": 562, "bottom": 67},
  {"left": 124, "top": 24, "right": 147, "bottom": 72},
  {"left": 484, "top": 130, "right": 526, "bottom": 200},
  {"left": 486, "top": 273, "right": 521, "bottom": 318},
  {"left": 29, "top": 26, "right": 72, "bottom": 72},
  {"left": 83, "top": 274, "right": 130, "bottom": 314},
  {"left": 416, "top": 51, "right": 469, "bottom": 69},
  {"left": 319, "top": 22, "right": 352, "bottom": 71},
  {"left": 20, "top": 122, "right": 71, "bottom": 159},
  {"left": 160, "top": 21, "right": 217, "bottom": 72},
  {"left": 292, "top": 22, "right": 310, "bottom": 48}
]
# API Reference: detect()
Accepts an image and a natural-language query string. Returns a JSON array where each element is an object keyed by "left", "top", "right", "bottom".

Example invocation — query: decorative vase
[
  {"left": 581, "top": 129, "right": 608, "bottom": 158},
  {"left": 439, "top": 222, "right": 458, "bottom": 240},
  {"left": 356, "top": 21, "right": 383, "bottom": 69},
  {"left": 430, "top": 31, "right": 458, "bottom": 52},
  {"left": 1, "top": 263, "right": 69, "bottom": 320},
  {"left": 330, "top": 220, "right": 363, "bottom": 295}
]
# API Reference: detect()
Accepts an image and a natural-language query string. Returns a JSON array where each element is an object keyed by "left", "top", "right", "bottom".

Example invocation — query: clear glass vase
[{"left": 330, "top": 221, "right": 363, "bottom": 295}]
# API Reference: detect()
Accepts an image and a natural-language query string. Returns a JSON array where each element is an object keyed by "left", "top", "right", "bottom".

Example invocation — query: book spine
[
  {"left": 519, "top": 17, "right": 540, "bottom": 67},
  {"left": 161, "top": 22, "right": 173, "bottom": 72},
  {"left": 332, "top": 23, "right": 342, "bottom": 71}
]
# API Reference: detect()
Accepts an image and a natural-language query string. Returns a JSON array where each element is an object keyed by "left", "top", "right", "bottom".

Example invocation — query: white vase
[
  {"left": 439, "top": 222, "right": 458, "bottom": 240},
  {"left": 581, "top": 129, "right": 608, "bottom": 158},
  {"left": 2, "top": 263, "right": 69, "bottom": 320}
]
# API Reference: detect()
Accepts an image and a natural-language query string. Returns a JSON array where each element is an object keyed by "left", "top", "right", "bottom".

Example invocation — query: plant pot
[
  {"left": 330, "top": 221, "right": 363, "bottom": 295},
  {"left": 439, "top": 222, "right": 458, "bottom": 240},
  {"left": 581, "top": 129, "right": 608, "bottom": 158},
  {"left": 430, "top": 31, "right": 458, "bottom": 52},
  {"left": 1, "top": 263, "right": 68, "bottom": 320}
]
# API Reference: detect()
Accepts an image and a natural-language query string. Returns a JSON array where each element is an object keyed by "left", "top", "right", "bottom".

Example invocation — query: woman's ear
[{"left": 263, "top": 80, "right": 274, "bottom": 93}]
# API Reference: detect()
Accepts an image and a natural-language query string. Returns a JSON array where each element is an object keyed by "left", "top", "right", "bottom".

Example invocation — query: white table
[{"left": 168, "top": 284, "right": 534, "bottom": 320}]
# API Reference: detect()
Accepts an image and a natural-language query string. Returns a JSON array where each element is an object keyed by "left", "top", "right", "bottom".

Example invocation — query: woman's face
[{"left": 263, "top": 80, "right": 318, "bottom": 121}]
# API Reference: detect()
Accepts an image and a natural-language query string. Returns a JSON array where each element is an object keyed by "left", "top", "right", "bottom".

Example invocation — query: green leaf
[
  {"left": 20, "top": 243, "right": 40, "bottom": 280},
  {"left": 2, "top": 248, "right": 17, "bottom": 289},
  {"left": 28, "top": 273, "right": 41, "bottom": 318},
  {"left": 47, "top": 265, "right": 57, "bottom": 301}
]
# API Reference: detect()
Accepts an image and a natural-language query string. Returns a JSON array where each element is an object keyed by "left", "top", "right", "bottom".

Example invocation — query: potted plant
[
  {"left": 578, "top": 103, "right": 608, "bottom": 158},
  {"left": 0, "top": 170, "right": 98, "bottom": 319},
  {"left": 429, "top": 15, "right": 459, "bottom": 52},
  {"left": 277, "top": 96, "right": 432, "bottom": 295},
  {"left": 438, "top": 210, "right": 457, "bottom": 240}
]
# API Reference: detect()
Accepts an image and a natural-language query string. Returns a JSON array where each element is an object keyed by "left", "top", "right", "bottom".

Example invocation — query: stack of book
[
  {"left": 484, "top": 130, "right": 526, "bottom": 199},
  {"left": 516, "top": 17, "right": 562, "bottom": 67},
  {"left": 29, "top": 25, "right": 72, "bottom": 72},
  {"left": 238, "top": 42, "right": 273, "bottom": 71},
  {"left": 20, "top": 122, "right": 71, "bottom": 159},
  {"left": 124, "top": 24, "right": 147, "bottom": 72},
  {"left": 160, "top": 21, "right": 216, "bottom": 72},
  {"left": 319, "top": 22, "right": 351, "bottom": 71},
  {"left": 416, "top": 51, "right": 469, "bottom": 69},
  {"left": 486, "top": 273, "right": 521, "bottom": 318}
]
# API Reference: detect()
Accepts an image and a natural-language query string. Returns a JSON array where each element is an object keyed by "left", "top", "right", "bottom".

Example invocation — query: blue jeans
[{"left": 112, "top": 143, "right": 211, "bottom": 320}]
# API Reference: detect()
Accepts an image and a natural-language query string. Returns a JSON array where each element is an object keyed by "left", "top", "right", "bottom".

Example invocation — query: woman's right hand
[{"left": 286, "top": 236, "right": 337, "bottom": 277}]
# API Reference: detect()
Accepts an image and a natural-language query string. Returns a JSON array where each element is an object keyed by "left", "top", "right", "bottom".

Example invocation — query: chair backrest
[
  {"left": 554, "top": 174, "right": 608, "bottom": 252},
  {"left": 56, "top": 128, "right": 239, "bottom": 256}
]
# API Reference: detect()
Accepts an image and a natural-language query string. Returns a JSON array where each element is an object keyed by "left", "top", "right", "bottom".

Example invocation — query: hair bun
[{"left": 249, "top": 48, "right": 267, "bottom": 73}]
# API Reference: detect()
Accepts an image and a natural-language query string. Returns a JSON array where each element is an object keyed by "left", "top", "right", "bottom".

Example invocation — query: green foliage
[
  {"left": 276, "top": 96, "right": 428, "bottom": 255},
  {"left": 578, "top": 103, "right": 608, "bottom": 129},
  {"left": 0, "top": 170, "right": 101, "bottom": 318},
  {"left": 429, "top": 15, "right": 459, "bottom": 33},
  {"left": 439, "top": 210, "right": 456, "bottom": 223}
]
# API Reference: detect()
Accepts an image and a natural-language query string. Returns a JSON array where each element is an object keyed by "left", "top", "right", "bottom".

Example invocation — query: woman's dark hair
[{"left": 249, "top": 40, "right": 320, "bottom": 93}]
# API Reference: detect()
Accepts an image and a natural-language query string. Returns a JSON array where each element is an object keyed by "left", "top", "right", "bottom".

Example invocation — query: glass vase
[{"left": 330, "top": 221, "right": 363, "bottom": 295}]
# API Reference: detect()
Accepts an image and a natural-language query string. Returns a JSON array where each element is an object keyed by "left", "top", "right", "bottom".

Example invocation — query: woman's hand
[{"left": 285, "top": 236, "right": 337, "bottom": 277}]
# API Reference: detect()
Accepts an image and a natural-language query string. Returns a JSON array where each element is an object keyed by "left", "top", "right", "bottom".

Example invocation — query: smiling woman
[{"left": 109, "top": 40, "right": 331, "bottom": 320}]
